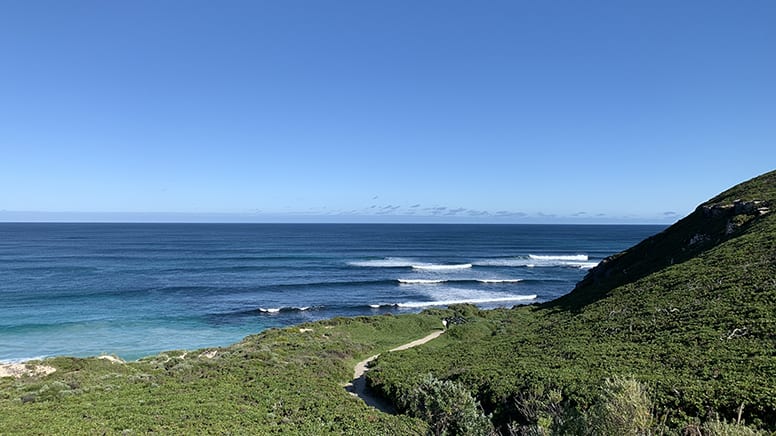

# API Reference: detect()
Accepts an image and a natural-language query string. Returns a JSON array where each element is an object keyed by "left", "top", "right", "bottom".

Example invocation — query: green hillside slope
[
  {"left": 558, "top": 170, "right": 775, "bottom": 309},
  {"left": 368, "top": 170, "right": 776, "bottom": 433},
  {"left": 0, "top": 315, "right": 439, "bottom": 434}
]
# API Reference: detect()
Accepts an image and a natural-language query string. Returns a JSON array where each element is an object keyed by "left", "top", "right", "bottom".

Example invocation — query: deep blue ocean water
[{"left": 0, "top": 223, "right": 663, "bottom": 361}]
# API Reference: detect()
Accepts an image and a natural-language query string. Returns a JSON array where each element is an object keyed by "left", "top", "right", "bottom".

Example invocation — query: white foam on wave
[
  {"left": 411, "top": 284, "right": 535, "bottom": 308},
  {"left": 258, "top": 306, "right": 310, "bottom": 314},
  {"left": 477, "top": 279, "right": 523, "bottom": 283},
  {"left": 397, "top": 295, "right": 537, "bottom": 308},
  {"left": 369, "top": 303, "right": 399, "bottom": 309},
  {"left": 0, "top": 356, "right": 48, "bottom": 364},
  {"left": 474, "top": 255, "right": 597, "bottom": 269},
  {"left": 259, "top": 308, "right": 281, "bottom": 313},
  {"left": 370, "top": 282, "right": 535, "bottom": 310},
  {"left": 473, "top": 258, "right": 526, "bottom": 267},
  {"left": 348, "top": 257, "right": 421, "bottom": 268},
  {"left": 412, "top": 263, "right": 472, "bottom": 271},
  {"left": 567, "top": 262, "right": 598, "bottom": 270},
  {"left": 398, "top": 278, "right": 522, "bottom": 285},
  {"left": 528, "top": 254, "right": 588, "bottom": 261}
]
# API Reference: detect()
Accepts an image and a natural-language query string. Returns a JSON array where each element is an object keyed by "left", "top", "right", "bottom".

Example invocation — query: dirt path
[{"left": 345, "top": 329, "right": 445, "bottom": 413}]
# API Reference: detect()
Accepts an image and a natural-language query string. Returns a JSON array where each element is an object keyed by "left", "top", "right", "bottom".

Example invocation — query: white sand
[
  {"left": 0, "top": 362, "right": 56, "bottom": 379},
  {"left": 97, "top": 355, "right": 125, "bottom": 364},
  {"left": 200, "top": 350, "right": 218, "bottom": 359}
]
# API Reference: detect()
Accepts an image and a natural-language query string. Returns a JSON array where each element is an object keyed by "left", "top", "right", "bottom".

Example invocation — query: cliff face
[{"left": 552, "top": 170, "right": 775, "bottom": 310}]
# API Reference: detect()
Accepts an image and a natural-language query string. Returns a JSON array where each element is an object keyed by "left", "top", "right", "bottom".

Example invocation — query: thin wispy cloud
[
  {"left": 376, "top": 205, "right": 401, "bottom": 215},
  {"left": 495, "top": 211, "right": 527, "bottom": 217},
  {"left": 444, "top": 207, "right": 467, "bottom": 216}
]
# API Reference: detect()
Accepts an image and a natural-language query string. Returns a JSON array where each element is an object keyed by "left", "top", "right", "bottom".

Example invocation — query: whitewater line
[{"left": 344, "top": 328, "right": 445, "bottom": 413}]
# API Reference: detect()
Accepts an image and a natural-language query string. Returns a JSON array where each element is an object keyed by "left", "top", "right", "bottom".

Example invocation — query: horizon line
[
  {"left": 0, "top": 220, "right": 670, "bottom": 226},
  {"left": 0, "top": 210, "right": 681, "bottom": 226}
]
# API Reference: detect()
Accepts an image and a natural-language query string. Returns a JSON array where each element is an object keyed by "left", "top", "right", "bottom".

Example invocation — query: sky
[{"left": 1, "top": 1, "right": 774, "bottom": 224}]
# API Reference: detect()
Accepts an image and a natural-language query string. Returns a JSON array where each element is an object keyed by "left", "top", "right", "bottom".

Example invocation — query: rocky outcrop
[
  {"left": 697, "top": 199, "right": 769, "bottom": 238},
  {"left": 700, "top": 199, "right": 769, "bottom": 218}
]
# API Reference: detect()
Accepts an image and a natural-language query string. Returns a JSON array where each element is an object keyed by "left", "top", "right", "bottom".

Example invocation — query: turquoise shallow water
[{"left": 0, "top": 223, "right": 663, "bottom": 361}]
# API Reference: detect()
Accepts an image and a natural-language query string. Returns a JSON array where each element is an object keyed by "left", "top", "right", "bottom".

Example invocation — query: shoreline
[
  {"left": 0, "top": 299, "right": 542, "bottom": 365},
  {"left": 2, "top": 224, "right": 654, "bottom": 366}
]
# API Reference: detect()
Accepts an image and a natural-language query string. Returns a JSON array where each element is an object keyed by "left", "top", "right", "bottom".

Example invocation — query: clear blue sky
[{"left": 1, "top": 1, "right": 774, "bottom": 223}]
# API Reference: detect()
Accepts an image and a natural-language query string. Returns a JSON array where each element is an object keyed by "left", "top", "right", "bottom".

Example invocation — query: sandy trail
[{"left": 345, "top": 329, "right": 445, "bottom": 413}]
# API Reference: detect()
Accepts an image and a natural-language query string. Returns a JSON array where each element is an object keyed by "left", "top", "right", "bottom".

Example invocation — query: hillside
[
  {"left": 557, "top": 170, "right": 775, "bottom": 309},
  {"left": 368, "top": 170, "right": 776, "bottom": 433},
  {"left": 2, "top": 171, "right": 774, "bottom": 435},
  {"left": 0, "top": 315, "right": 440, "bottom": 434}
]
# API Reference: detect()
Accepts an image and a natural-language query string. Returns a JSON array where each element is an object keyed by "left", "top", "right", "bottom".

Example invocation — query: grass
[{"left": 0, "top": 314, "right": 442, "bottom": 434}]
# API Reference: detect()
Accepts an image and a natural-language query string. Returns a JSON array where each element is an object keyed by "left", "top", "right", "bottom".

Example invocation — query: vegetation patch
[
  {"left": 368, "top": 171, "right": 776, "bottom": 434},
  {"left": 0, "top": 314, "right": 442, "bottom": 434}
]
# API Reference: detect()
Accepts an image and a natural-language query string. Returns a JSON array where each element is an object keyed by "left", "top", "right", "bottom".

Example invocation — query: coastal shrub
[
  {"left": 584, "top": 377, "right": 652, "bottom": 435},
  {"left": 702, "top": 418, "right": 762, "bottom": 436},
  {"left": 507, "top": 378, "right": 652, "bottom": 436},
  {"left": 404, "top": 374, "right": 493, "bottom": 436},
  {"left": 511, "top": 385, "right": 563, "bottom": 423},
  {"left": 0, "top": 313, "right": 442, "bottom": 434}
]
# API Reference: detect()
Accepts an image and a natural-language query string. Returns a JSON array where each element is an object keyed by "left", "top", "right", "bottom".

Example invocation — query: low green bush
[
  {"left": 0, "top": 314, "right": 442, "bottom": 434},
  {"left": 403, "top": 374, "right": 493, "bottom": 436}
]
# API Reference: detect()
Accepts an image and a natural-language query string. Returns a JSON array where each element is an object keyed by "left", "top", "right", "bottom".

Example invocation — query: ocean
[{"left": 0, "top": 223, "right": 663, "bottom": 361}]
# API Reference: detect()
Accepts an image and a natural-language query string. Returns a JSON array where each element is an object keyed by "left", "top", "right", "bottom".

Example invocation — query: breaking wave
[
  {"left": 398, "top": 278, "right": 523, "bottom": 285},
  {"left": 396, "top": 295, "right": 537, "bottom": 308},
  {"left": 528, "top": 254, "right": 588, "bottom": 261},
  {"left": 566, "top": 262, "right": 598, "bottom": 270},
  {"left": 258, "top": 306, "right": 312, "bottom": 314},
  {"left": 412, "top": 263, "right": 472, "bottom": 271},
  {"left": 474, "top": 255, "right": 597, "bottom": 269},
  {"left": 347, "top": 257, "right": 419, "bottom": 268},
  {"left": 472, "top": 259, "right": 528, "bottom": 267},
  {"left": 349, "top": 259, "right": 473, "bottom": 270},
  {"left": 0, "top": 356, "right": 48, "bottom": 364}
]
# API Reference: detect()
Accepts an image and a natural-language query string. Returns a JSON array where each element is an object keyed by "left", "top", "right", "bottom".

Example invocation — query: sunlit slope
[
  {"left": 556, "top": 169, "right": 775, "bottom": 309},
  {"left": 369, "top": 170, "right": 776, "bottom": 430},
  {"left": 0, "top": 315, "right": 440, "bottom": 434}
]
